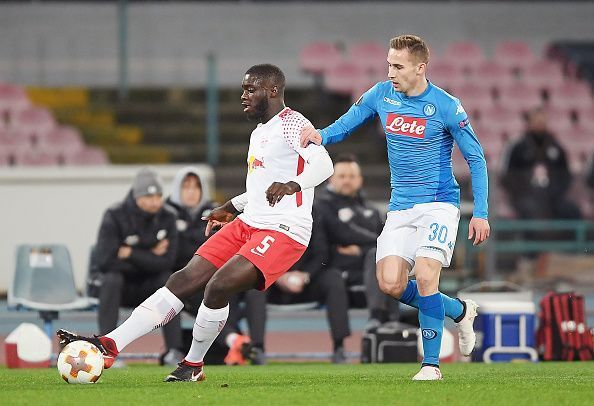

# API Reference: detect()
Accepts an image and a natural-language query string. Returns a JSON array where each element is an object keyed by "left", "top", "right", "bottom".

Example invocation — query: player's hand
[
  {"left": 276, "top": 271, "right": 309, "bottom": 294},
  {"left": 118, "top": 245, "right": 132, "bottom": 259},
  {"left": 151, "top": 239, "right": 169, "bottom": 256},
  {"left": 468, "top": 217, "right": 490, "bottom": 246},
  {"left": 300, "top": 125, "right": 323, "bottom": 148},
  {"left": 203, "top": 205, "right": 236, "bottom": 236},
  {"left": 336, "top": 245, "right": 362, "bottom": 256},
  {"left": 265, "top": 181, "right": 301, "bottom": 207}
]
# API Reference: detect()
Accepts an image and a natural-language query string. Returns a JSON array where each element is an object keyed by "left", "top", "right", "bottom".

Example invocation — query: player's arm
[
  {"left": 300, "top": 84, "right": 379, "bottom": 147},
  {"left": 202, "top": 194, "right": 245, "bottom": 236},
  {"left": 446, "top": 100, "right": 490, "bottom": 245},
  {"left": 266, "top": 150, "right": 333, "bottom": 206}
]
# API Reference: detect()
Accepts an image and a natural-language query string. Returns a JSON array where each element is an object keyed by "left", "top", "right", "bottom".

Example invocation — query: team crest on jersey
[
  {"left": 423, "top": 103, "right": 436, "bottom": 116},
  {"left": 422, "top": 329, "right": 438, "bottom": 340},
  {"left": 247, "top": 155, "right": 265, "bottom": 173},
  {"left": 385, "top": 113, "right": 427, "bottom": 138}
]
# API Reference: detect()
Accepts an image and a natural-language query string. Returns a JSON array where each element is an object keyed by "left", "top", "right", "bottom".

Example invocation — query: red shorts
[{"left": 196, "top": 218, "right": 307, "bottom": 290}]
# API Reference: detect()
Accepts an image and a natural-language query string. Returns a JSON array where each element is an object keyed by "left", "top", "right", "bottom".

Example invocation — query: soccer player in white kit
[{"left": 58, "top": 64, "right": 334, "bottom": 382}]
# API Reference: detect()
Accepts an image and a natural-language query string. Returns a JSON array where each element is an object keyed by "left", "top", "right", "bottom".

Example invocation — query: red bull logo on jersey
[
  {"left": 248, "top": 155, "right": 265, "bottom": 173},
  {"left": 385, "top": 113, "right": 426, "bottom": 138}
]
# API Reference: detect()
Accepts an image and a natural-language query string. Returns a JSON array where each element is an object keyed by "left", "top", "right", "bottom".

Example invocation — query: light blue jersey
[{"left": 320, "top": 81, "right": 488, "bottom": 218}]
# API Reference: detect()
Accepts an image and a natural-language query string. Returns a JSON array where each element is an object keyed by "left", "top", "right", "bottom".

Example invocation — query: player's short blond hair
[{"left": 389, "top": 35, "right": 430, "bottom": 64}]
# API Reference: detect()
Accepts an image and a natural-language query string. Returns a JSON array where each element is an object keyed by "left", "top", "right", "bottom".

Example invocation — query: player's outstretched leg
[
  {"left": 56, "top": 256, "right": 217, "bottom": 370},
  {"left": 399, "top": 280, "right": 478, "bottom": 356},
  {"left": 56, "top": 329, "right": 119, "bottom": 369},
  {"left": 165, "top": 255, "right": 261, "bottom": 382}
]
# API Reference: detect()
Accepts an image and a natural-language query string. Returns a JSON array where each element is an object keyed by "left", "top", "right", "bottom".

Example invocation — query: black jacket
[
  {"left": 93, "top": 191, "right": 178, "bottom": 277},
  {"left": 501, "top": 131, "right": 572, "bottom": 202},
  {"left": 165, "top": 198, "right": 217, "bottom": 270},
  {"left": 294, "top": 188, "right": 383, "bottom": 282},
  {"left": 316, "top": 188, "right": 383, "bottom": 274}
]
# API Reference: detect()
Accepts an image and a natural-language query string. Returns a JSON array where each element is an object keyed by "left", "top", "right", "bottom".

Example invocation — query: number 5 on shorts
[{"left": 250, "top": 235, "right": 276, "bottom": 257}]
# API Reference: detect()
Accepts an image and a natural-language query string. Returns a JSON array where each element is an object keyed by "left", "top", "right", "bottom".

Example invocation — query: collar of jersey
[
  {"left": 256, "top": 106, "right": 290, "bottom": 128},
  {"left": 397, "top": 80, "right": 433, "bottom": 100}
]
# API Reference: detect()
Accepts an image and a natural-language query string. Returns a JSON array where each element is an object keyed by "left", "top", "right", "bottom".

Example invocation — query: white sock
[
  {"left": 184, "top": 301, "right": 229, "bottom": 363},
  {"left": 106, "top": 287, "right": 184, "bottom": 351}
]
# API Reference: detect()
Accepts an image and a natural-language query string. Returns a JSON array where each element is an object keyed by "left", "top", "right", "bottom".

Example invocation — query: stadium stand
[
  {"left": 494, "top": 40, "right": 536, "bottom": 73},
  {"left": 0, "top": 84, "right": 108, "bottom": 166}
]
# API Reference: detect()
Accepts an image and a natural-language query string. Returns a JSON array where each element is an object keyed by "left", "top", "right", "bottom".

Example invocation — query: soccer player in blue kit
[{"left": 301, "top": 35, "right": 491, "bottom": 380}]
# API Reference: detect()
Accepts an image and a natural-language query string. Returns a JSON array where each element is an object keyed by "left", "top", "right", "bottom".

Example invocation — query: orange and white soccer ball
[{"left": 57, "top": 340, "right": 104, "bottom": 384}]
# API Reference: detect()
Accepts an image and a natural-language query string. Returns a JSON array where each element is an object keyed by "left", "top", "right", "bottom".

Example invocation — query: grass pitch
[{"left": 1, "top": 362, "right": 593, "bottom": 405}]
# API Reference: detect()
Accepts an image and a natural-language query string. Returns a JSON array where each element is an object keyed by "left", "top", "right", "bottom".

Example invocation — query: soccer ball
[{"left": 57, "top": 340, "right": 104, "bottom": 384}]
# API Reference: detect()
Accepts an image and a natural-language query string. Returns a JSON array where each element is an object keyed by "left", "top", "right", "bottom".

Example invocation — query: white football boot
[
  {"left": 456, "top": 299, "right": 479, "bottom": 356},
  {"left": 412, "top": 365, "right": 443, "bottom": 381}
]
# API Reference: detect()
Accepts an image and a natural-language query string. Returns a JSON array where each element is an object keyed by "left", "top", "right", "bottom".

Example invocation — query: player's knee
[{"left": 378, "top": 277, "right": 407, "bottom": 298}]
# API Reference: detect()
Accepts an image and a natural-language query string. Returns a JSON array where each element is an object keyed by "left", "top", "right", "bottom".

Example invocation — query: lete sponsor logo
[{"left": 385, "top": 113, "right": 426, "bottom": 138}]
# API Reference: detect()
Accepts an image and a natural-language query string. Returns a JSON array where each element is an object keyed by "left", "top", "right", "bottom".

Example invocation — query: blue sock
[
  {"left": 399, "top": 280, "right": 464, "bottom": 321},
  {"left": 418, "top": 293, "right": 445, "bottom": 367}
]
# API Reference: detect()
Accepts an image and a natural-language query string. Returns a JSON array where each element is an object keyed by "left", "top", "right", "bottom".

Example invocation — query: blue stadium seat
[{"left": 8, "top": 244, "right": 94, "bottom": 337}]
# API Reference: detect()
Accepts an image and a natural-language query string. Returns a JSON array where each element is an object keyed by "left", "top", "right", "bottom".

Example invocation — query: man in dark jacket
[
  {"left": 93, "top": 167, "right": 182, "bottom": 365},
  {"left": 501, "top": 107, "right": 581, "bottom": 221},
  {"left": 166, "top": 166, "right": 267, "bottom": 365},
  {"left": 316, "top": 154, "right": 399, "bottom": 329},
  {"left": 267, "top": 202, "right": 351, "bottom": 363}
]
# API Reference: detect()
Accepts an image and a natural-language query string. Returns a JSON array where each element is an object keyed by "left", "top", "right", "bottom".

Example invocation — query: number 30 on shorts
[{"left": 428, "top": 223, "right": 448, "bottom": 244}]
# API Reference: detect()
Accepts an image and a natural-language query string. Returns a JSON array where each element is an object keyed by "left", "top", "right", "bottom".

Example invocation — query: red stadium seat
[
  {"left": 452, "top": 83, "right": 495, "bottom": 116},
  {"left": 494, "top": 41, "right": 536, "bottom": 73},
  {"left": 548, "top": 80, "right": 593, "bottom": 111},
  {"left": 299, "top": 41, "right": 343, "bottom": 76},
  {"left": 575, "top": 105, "right": 594, "bottom": 127},
  {"left": 442, "top": 41, "right": 486, "bottom": 71},
  {"left": 349, "top": 42, "right": 387, "bottom": 76},
  {"left": 0, "top": 129, "right": 31, "bottom": 152},
  {"left": 0, "top": 153, "right": 10, "bottom": 166},
  {"left": 522, "top": 60, "right": 566, "bottom": 92},
  {"left": 11, "top": 106, "right": 56, "bottom": 141},
  {"left": 0, "top": 83, "right": 30, "bottom": 119},
  {"left": 324, "top": 62, "right": 366, "bottom": 96},
  {"left": 64, "top": 147, "right": 109, "bottom": 165},
  {"left": 471, "top": 61, "right": 516, "bottom": 90},
  {"left": 497, "top": 83, "right": 543, "bottom": 112},
  {"left": 480, "top": 107, "right": 525, "bottom": 139},
  {"left": 427, "top": 60, "right": 467, "bottom": 91},
  {"left": 42, "top": 126, "right": 85, "bottom": 154},
  {"left": 546, "top": 113, "right": 574, "bottom": 135},
  {"left": 14, "top": 150, "right": 60, "bottom": 166}
]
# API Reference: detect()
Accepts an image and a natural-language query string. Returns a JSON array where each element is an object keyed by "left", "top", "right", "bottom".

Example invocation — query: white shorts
[{"left": 376, "top": 202, "right": 460, "bottom": 268}]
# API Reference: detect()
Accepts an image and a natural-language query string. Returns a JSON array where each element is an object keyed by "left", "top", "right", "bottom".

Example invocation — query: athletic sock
[
  {"left": 399, "top": 280, "right": 463, "bottom": 321},
  {"left": 184, "top": 301, "right": 229, "bottom": 363},
  {"left": 418, "top": 292, "right": 445, "bottom": 367},
  {"left": 105, "top": 287, "right": 183, "bottom": 351}
]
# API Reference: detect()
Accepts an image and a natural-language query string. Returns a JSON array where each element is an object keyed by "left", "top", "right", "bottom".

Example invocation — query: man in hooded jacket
[{"left": 92, "top": 167, "right": 183, "bottom": 365}]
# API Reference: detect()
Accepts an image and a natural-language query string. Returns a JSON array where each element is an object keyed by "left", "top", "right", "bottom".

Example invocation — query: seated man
[
  {"left": 92, "top": 167, "right": 182, "bottom": 365},
  {"left": 317, "top": 154, "right": 399, "bottom": 329},
  {"left": 267, "top": 204, "right": 351, "bottom": 364},
  {"left": 166, "top": 166, "right": 267, "bottom": 365}
]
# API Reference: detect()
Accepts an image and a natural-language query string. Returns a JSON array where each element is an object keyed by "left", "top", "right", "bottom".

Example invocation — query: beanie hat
[{"left": 132, "top": 167, "right": 163, "bottom": 198}]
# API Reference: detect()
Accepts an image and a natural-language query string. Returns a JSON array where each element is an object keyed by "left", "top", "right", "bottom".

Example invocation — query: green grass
[{"left": 2, "top": 362, "right": 593, "bottom": 405}]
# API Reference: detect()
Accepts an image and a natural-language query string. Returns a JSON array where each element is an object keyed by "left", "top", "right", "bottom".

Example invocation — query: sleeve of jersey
[
  {"left": 446, "top": 100, "right": 489, "bottom": 219},
  {"left": 282, "top": 112, "right": 333, "bottom": 189},
  {"left": 319, "top": 84, "right": 379, "bottom": 145},
  {"left": 230, "top": 192, "right": 248, "bottom": 213}
]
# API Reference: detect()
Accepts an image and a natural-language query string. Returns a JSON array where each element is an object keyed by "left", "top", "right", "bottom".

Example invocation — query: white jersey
[{"left": 238, "top": 107, "right": 328, "bottom": 246}]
